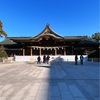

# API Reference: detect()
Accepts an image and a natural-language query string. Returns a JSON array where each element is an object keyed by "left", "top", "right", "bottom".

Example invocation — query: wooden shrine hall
[{"left": 0, "top": 24, "right": 98, "bottom": 57}]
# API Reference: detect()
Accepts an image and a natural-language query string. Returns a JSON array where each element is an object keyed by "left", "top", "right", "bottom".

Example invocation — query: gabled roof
[
  {"left": 32, "top": 24, "right": 64, "bottom": 39},
  {"left": 0, "top": 37, "right": 17, "bottom": 45}
]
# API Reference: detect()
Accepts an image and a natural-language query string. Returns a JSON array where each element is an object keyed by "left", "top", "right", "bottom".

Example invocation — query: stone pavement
[{"left": 0, "top": 61, "right": 99, "bottom": 100}]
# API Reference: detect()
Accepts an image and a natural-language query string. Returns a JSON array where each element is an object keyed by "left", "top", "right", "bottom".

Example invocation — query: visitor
[
  {"left": 43, "top": 55, "right": 46, "bottom": 63},
  {"left": 47, "top": 55, "right": 50, "bottom": 64},
  {"left": 13, "top": 54, "right": 16, "bottom": 61},
  {"left": 75, "top": 54, "right": 78, "bottom": 65},
  {"left": 80, "top": 55, "right": 83, "bottom": 65},
  {"left": 37, "top": 56, "right": 41, "bottom": 64}
]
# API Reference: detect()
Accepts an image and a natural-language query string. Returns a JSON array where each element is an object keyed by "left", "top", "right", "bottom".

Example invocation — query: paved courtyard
[{"left": 0, "top": 61, "right": 99, "bottom": 100}]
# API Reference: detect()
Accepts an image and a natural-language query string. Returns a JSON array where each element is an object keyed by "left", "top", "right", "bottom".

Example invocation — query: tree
[
  {"left": 0, "top": 46, "right": 8, "bottom": 62},
  {"left": 0, "top": 47, "right": 8, "bottom": 58},
  {"left": 0, "top": 21, "right": 8, "bottom": 62},
  {"left": 91, "top": 32, "right": 100, "bottom": 42},
  {"left": 0, "top": 21, "right": 7, "bottom": 37}
]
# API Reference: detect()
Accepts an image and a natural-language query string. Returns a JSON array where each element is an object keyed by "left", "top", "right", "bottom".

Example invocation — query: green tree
[
  {"left": 0, "top": 21, "right": 8, "bottom": 62},
  {"left": 0, "top": 21, "right": 7, "bottom": 37},
  {"left": 91, "top": 32, "right": 100, "bottom": 42},
  {"left": 0, "top": 46, "right": 8, "bottom": 62},
  {"left": 0, "top": 47, "right": 8, "bottom": 58}
]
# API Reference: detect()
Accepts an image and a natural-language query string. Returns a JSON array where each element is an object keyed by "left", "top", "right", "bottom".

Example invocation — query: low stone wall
[
  {"left": 15, "top": 55, "right": 88, "bottom": 62},
  {"left": 0, "top": 57, "right": 14, "bottom": 62}
]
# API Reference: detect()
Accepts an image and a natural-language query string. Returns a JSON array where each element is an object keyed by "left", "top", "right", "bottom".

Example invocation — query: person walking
[
  {"left": 37, "top": 56, "right": 41, "bottom": 64},
  {"left": 80, "top": 55, "right": 83, "bottom": 65},
  {"left": 75, "top": 54, "right": 78, "bottom": 65}
]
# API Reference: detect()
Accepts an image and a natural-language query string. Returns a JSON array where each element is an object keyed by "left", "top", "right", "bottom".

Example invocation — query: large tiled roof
[
  {"left": 8, "top": 36, "right": 87, "bottom": 40},
  {"left": 64, "top": 36, "right": 87, "bottom": 40},
  {"left": 9, "top": 37, "right": 32, "bottom": 40},
  {"left": 0, "top": 37, "right": 17, "bottom": 45},
  {"left": 78, "top": 39, "right": 99, "bottom": 44}
]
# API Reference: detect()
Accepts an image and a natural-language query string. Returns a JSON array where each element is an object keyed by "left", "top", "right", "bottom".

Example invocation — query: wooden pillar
[
  {"left": 23, "top": 48, "right": 25, "bottom": 56},
  {"left": 40, "top": 48, "right": 41, "bottom": 55},
  {"left": 65, "top": 47, "right": 67, "bottom": 55},
  {"left": 30, "top": 48, "right": 32, "bottom": 56},
  {"left": 64, "top": 47, "right": 66, "bottom": 55},
  {"left": 55, "top": 48, "right": 57, "bottom": 55}
]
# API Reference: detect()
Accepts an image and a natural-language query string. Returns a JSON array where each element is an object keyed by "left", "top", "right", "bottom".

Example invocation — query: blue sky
[{"left": 0, "top": 0, "right": 99, "bottom": 39}]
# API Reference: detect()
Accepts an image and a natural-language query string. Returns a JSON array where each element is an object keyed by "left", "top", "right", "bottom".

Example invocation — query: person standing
[
  {"left": 75, "top": 54, "right": 78, "bottom": 65},
  {"left": 43, "top": 55, "right": 46, "bottom": 63},
  {"left": 80, "top": 55, "right": 83, "bottom": 65},
  {"left": 37, "top": 56, "right": 41, "bottom": 64},
  {"left": 47, "top": 55, "right": 50, "bottom": 64}
]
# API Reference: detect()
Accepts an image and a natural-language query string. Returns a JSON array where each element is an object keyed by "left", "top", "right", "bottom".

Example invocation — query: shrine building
[{"left": 0, "top": 24, "right": 98, "bottom": 62}]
